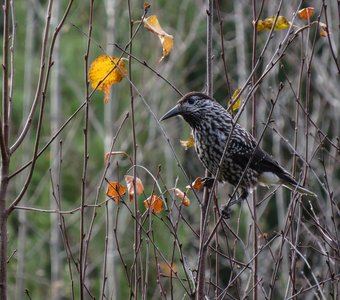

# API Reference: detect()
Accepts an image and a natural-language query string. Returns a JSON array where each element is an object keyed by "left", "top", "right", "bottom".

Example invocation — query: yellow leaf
[
  {"left": 89, "top": 55, "right": 127, "bottom": 103},
  {"left": 255, "top": 16, "right": 290, "bottom": 31},
  {"left": 173, "top": 188, "right": 190, "bottom": 207},
  {"left": 143, "top": 15, "right": 174, "bottom": 62},
  {"left": 297, "top": 7, "right": 315, "bottom": 21},
  {"left": 159, "top": 262, "right": 177, "bottom": 277},
  {"left": 144, "top": 195, "right": 163, "bottom": 213},
  {"left": 227, "top": 88, "right": 242, "bottom": 112},
  {"left": 319, "top": 22, "right": 328, "bottom": 37},
  {"left": 106, "top": 181, "right": 127, "bottom": 202},
  {"left": 180, "top": 134, "right": 195, "bottom": 150},
  {"left": 124, "top": 175, "right": 145, "bottom": 201}
]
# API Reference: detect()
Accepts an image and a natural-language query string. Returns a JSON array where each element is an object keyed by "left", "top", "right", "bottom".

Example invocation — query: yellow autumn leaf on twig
[
  {"left": 180, "top": 134, "right": 195, "bottom": 150},
  {"left": 159, "top": 262, "right": 177, "bottom": 278},
  {"left": 143, "top": 15, "right": 174, "bottom": 62},
  {"left": 255, "top": 16, "right": 290, "bottom": 31},
  {"left": 227, "top": 88, "right": 242, "bottom": 112},
  {"left": 89, "top": 55, "right": 127, "bottom": 104}
]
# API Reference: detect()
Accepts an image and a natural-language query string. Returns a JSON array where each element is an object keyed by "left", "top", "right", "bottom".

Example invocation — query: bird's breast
[{"left": 194, "top": 128, "right": 225, "bottom": 176}]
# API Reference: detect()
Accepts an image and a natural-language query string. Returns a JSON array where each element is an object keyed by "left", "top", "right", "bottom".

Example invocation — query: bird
[{"left": 161, "top": 91, "right": 316, "bottom": 218}]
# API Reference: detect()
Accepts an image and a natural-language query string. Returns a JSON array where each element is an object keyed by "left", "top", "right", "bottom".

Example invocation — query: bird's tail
[{"left": 282, "top": 182, "right": 317, "bottom": 198}]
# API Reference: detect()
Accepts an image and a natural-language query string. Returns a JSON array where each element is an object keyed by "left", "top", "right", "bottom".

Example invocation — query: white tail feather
[
  {"left": 282, "top": 182, "right": 317, "bottom": 198},
  {"left": 258, "top": 172, "right": 317, "bottom": 198}
]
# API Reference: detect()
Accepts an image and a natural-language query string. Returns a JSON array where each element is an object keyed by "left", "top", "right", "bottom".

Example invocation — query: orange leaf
[
  {"left": 190, "top": 177, "right": 204, "bottom": 191},
  {"left": 255, "top": 16, "right": 290, "bottom": 31},
  {"left": 143, "top": 2, "right": 151, "bottom": 10},
  {"left": 144, "top": 195, "right": 163, "bottom": 213},
  {"left": 143, "top": 15, "right": 174, "bottom": 62},
  {"left": 298, "top": 7, "right": 314, "bottom": 20},
  {"left": 106, "top": 181, "right": 127, "bottom": 202},
  {"left": 174, "top": 188, "right": 191, "bottom": 207},
  {"left": 124, "top": 175, "right": 145, "bottom": 201},
  {"left": 89, "top": 55, "right": 127, "bottom": 103},
  {"left": 227, "top": 88, "right": 242, "bottom": 112},
  {"left": 180, "top": 134, "right": 195, "bottom": 150},
  {"left": 319, "top": 22, "right": 328, "bottom": 37}
]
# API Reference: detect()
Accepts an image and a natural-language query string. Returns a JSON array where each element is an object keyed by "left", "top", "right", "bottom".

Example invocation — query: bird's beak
[{"left": 160, "top": 104, "right": 182, "bottom": 121}]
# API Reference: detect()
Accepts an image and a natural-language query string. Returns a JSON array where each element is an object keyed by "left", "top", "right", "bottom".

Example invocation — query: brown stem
[{"left": 196, "top": 1, "right": 213, "bottom": 299}]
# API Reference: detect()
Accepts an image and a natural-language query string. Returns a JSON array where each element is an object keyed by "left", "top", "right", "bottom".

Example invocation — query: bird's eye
[{"left": 188, "top": 98, "right": 196, "bottom": 105}]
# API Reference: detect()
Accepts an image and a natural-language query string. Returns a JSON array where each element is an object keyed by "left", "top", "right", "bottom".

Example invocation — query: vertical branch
[
  {"left": 127, "top": 1, "right": 140, "bottom": 299},
  {"left": 0, "top": 1, "right": 12, "bottom": 298},
  {"left": 196, "top": 1, "right": 213, "bottom": 299},
  {"left": 2, "top": 0, "right": 10, "bottom": 148},
  {"left": 80, "top": 0, "right": 94, "bottom": 298},
  {"left": 251, "top": 1, "right": 258, "bottom": 299}
]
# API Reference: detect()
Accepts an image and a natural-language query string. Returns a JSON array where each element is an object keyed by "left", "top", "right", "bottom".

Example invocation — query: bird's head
[{"left": 160, "top": 92, "right": 218, "bottom": 127}]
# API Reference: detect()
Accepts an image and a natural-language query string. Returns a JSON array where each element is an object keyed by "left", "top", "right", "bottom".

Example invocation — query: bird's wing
[{"left": 228, "top": 136, "right": 297, "bottom": 186}]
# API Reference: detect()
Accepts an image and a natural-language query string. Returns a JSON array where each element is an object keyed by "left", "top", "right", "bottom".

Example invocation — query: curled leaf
[
  {"left": 186, "top": 177, "right": 204, "bottom": 191},
  {"left": 143, "top": 2, "right": 151, "bottom": 10},
  {"left": 174, "top": 188, "right": 190, "bottom": 207},
  {"left": 228, "top": 88, "right": 242, "bottom": 112},
  {"left": 143, "top": 15, "right": 174, "bottom": 62},
  {"left": 144, "top": 195, "right": 163, "bottom": 213},
  {"left": 180, "top": 134, "right": 195, "bottom": 150},
  {"left": 255, "top": 16, "right": 290, "bottom": 31},
  {"left": 105, "top": 151, "right": 130, "bottom": 162},
  {"left": 319, "top": 22, "right": 328, "bottom": 37},
  {"left": 106, "top": 181, "right": 127, "bottom": 202},
  {"left": 297, "top": 7, "right": 315, "bottom": 21},
  {"left": 124, "top": 175, "right": 145, "bottom": 201},
  {"left": 89, "top": 55, "right": 127, "bottom": 103}
]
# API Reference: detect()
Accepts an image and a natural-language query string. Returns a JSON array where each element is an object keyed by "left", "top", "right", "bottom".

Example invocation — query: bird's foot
[
  {"left": 221, "top": 203, "right": 232, "bottom": 219},
  {"left": 221, "top": 191, "right": 249, "bottom": 219},
  {"left": 201, "top": 177, "right": 215, "bottom": 189}
]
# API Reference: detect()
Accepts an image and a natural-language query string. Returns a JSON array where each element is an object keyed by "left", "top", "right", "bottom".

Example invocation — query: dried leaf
[
  {"left": 105, "top": 151, "right": 130, "bottom": 161},
  {"left": 173, "top": 188, "right": 190, "bottom": 207},
  {"left": 180, "top": 134, "right": 195, "bottom": 150},
  {"left": 124, "top": 175, "right": 145, "bottom": 201},
  {"left": 297, "top": 7, "right": 314, "bottom": 20},
  {"left": 228, "top": 88, "right": 242, "bottom": 112},
  {"left": 143, "top": 2, "right": 151, "bottom": 10},
  {"left": 319, "top": 22, "right": 328, "bottom": 37},
  {"left": 255, "top": 16, "right": 290, "bottom": 31},
  {"left": 258, "top": 233, "right": 268, "bottom": 240},
  {"left": 89, "top": 55, "right": 127, "bottom": 103},
  {"left": 143, "top": 15, "right": 174, "bottom": 62},
  {"left": 106, "top": 181, "right": 127, "bottom": 202},
  {"left": 191, "top": 177, "right": 204, "bottom": 191},
  {"left": 144, "top": 195, "right": 163, "bottom": 213},
  {"left": 159, "top": 262, "right": 177, "bottom": 277}
]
